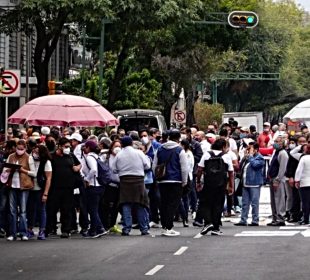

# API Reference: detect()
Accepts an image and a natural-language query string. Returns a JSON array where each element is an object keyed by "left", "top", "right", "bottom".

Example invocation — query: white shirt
[
  {"left": 198, "top": 150, "right": 234, "bottom": 172},
  {"left": 295, "top": 155, "right": 310, "bottom": 187},
  {"left": 113, "top": 146, "right": 151, "bottom": 177},
  {"left": 83, "top": 152, "right": 100, "bottom": 186},
  {"left": 31, "top": 158, "right": 52, "bottom": 190},
  {"left": 11, "top": 156, "right": 36, "bottom": 189},
  {"left": 229, "top": 138, "right": 238, "bottom": 152},
  {"left": 185, "top": 150, "right": 195, "bottom": 181},
  {"left": 200, "top": 140, "right": 211, "bottom": 154}
]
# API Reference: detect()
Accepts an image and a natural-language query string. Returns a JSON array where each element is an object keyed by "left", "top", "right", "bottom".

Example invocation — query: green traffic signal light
[{"left": 228, "top": 11, "right": 259, "bottom": 29}]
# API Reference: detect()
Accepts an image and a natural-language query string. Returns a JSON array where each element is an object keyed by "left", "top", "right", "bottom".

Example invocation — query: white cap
[
  {"left": 41, "top": 127, "right": 50, "bottom": 135},
  {"left": 206, "top": 133, "right": 216, "bottom": 139},
  {"left": 240, "top": 127, "right": 250, "bottom": 132},
  {"left": 263, "top": 122, "right": 271, "bottom": 127},
  {"left": 70, "top": 132, "right": 82, "bottom": 142},
  {"left": 31, "top": 132, "right": 40, "bottom": 139}
]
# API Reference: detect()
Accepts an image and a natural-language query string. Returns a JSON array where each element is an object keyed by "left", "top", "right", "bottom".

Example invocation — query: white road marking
[
  {"left": 194, "top": 233, "right": 202, "bottom": 239},
  {"left": 145, "top": 265, "right": 165, "bottom": 276},
  {"left": 301, "top": 230, "right": 310, "bottom": 237},
  {"left": 280, "top": 226, "right": 309, "bottom": 230},
  {"left": 235, "top": 231, "right": 300, "bottom": 237},
  {"left": 174, "top": 246, "right": 188, "bottom": 256}
]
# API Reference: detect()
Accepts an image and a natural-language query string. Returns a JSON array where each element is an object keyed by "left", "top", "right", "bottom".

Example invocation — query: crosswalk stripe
[
  {"left": 235, "top": 231, "right": 300, "bottom": 237},
  {"left": 280, "top": 226, "right": 310, "bottom": 230},
  {"left": 193, "top": 233, "right": 202, "bottom": 239},
  {"left": 174, "top": 246, "right": 188, "bottom": 256},
  {"left": 145, "top": 265, "right": 165, "bottom": 276},
  {"left": 300, "top": 230, "right": 310, "bottom": 237}
]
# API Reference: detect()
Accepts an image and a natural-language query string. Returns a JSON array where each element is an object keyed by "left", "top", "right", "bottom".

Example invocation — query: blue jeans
[
  {"left": 85, "top": 186, "right": 105, "bottom": 233},
  {"left": 9, "top": 189, "right": 29, "bottom": 237},
  {"left": 241, "top": 187, "right": 261, "bottom": 224},
  {"left": 122, "top": 203, "right": 148, "bottom": 234},
  {"left": 27, "top": 190, "right": 47, "bottom": 230}
]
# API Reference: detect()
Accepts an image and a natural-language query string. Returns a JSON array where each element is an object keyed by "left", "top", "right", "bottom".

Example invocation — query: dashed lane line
[
  {"left": 279, "top": 226, "right": 310, "bottom": 230},
  {"left": 145, "top": 265, "right": 165, "bottom": 276},
  {"left": 194, "top": 233, "right": 203, "bottom": 239},
  {"left": 235, "top": 231, "right": 300, "bottom": 237},
  {"left": 174, "top": 246, "right": 188, "bottom": 256}
]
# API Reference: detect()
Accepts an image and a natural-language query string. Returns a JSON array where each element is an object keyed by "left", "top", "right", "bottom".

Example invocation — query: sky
[{"left": 296, "top": 0, "right": 310, "bottom": 11}]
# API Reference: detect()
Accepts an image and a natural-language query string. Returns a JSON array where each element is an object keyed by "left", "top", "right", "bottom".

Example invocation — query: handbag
[{"left": 155, "top": 148, "right": 176, "bottom": 180}]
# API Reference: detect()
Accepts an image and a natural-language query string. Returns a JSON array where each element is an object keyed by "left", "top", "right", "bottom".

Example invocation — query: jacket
[{"left": 245, "top": 153, "right": 265, "bottom": 186}]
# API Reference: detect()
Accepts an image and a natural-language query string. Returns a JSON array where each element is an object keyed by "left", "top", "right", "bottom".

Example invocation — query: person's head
[
  {"left": 84, "top": 140, "right": 99, "bottom": 154},
  {"left": 306, "top": 143, "right": 310, "bottom": 155},
  {"left": 149, "top": 128, "right": 161, "bottom": 142},
  {"left": 297, "top": 135, "right": 307, "bottom": 146},
  {"left": 211, "top": 138, "right": 227, "bottom": 151},
  {"left": 263, "top": 122, "right": 271, "bottom": 134},
  {"left": 219, "top": 129, "right": 228, "bottom": 139},
  {"left": 70, "top": 132, "right": 82, "bottom": 148},
  {"left": 194, "top": 131, "right": 205, "bottom": 142},
  {"left": 222, "top": 123, "right": 232, "bottom": 136},
  {"left": 161, "top": 130, "right": 170, "bottom": 143},
  {"left": 27, "top": 138, "right": 37, "bottom": 153},
  {"left": 279, "top": 123, "right": 286, "bottom": 131},
  {"left": 15, "top": 139, "right": 27, "bottom": 157},
  {"left": 190, "top": 127, "right": 197, "bottom": 137},
  {"left": 87, "top": 135, "right": 98, "bottom": 143},
  {"left": 181, "top": 139, "right": 190, "bottom": 151},
  {"left": 4, "top": 140, "right": 17, "bottom": 154},
  {"left": 248, "top": 142, "right": 260, "bottom": 155},
  {"left": 128, "top": 131, "right": 139, "bottom": 141},
  {"left": 32, "top": 144, "right": 52, "bottom": 162},
  {"left": 58, "top": 137, "right": 71, "bottom": 155},
  {"left": 139, "top": 129, "right": 150, "bottom": 146},
  {"left": 45, "top": 134, "right": 57, "bottom": 152},
  {"left": 288, "top": 137, "right": 297, "bottom": 150},
  {"left": 109, "top": 140, "right": 122, "bottom": 156},
  {"left": 118, "top": 129, "right": 126, "bottom": 137},
  {"left": 121, "top": 136, "right": 133, "bottom": 148},
  {"left": 80, "top": 128, "right": 91, "bottom": 141},
  {"left": 99, "top": 137, "right": 112, "bottom": 151},
  {"left": 273, "top": 136, "right": 285, "bottom": 150},
  {"left": 249, "top": 125, "right": 256, "bottom": 133},
  {"left": 272, "top": 124, "right": 279, "bottom": 133},
  {"left": 240, "top": 127, "right": 250, "bottom": 139},
  {"left": 301, "top": 125, "right": 308, "bottom": 135},
  {"left": 169, "top": 129, "right": 181, "bottom": 143}
]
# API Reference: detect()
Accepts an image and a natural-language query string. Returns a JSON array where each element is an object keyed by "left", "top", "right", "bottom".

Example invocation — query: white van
[{"left": 113, "top": 109, "right": 167, "bottom": 133}]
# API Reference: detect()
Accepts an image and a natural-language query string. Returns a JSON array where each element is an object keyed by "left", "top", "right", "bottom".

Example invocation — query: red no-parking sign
[{"left": 0, "top": 70, "right": 21, "bottom": 97}]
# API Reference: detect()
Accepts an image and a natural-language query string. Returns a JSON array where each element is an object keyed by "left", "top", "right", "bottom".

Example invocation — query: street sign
[
  {"left": 174, "top": 110, "right": 186, "bottom": 124},
  {"left": 0, "top": 70, "right": 21, "bottom": 97}
]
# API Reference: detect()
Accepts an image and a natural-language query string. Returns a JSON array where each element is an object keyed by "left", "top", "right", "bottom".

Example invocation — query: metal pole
[
  {"left": 81, "top": 27, "right": 86, "bottom": 94},
  {"left": 5, "top": 97, "right": 8, "bottom": 141},
  {"left": 212, "top": 80, "right": 218, "bottom": 104},
  {"left": 98, "top": 19, "right": 105, "bottom": 103}
]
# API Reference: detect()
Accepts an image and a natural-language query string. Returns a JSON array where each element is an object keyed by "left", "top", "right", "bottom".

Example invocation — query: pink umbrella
[{"left": 8, "top": 94, "right": 119, "bottom": 127}]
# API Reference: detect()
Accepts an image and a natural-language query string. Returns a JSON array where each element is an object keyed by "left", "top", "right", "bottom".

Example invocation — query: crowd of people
[{"left": 0, "top": 119, "right": 310, "bottom": 241}]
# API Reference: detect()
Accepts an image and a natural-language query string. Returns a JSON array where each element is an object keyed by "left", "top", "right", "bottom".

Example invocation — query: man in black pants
[{"left": 196, "top": 139, "right": 234, "bottom": 236}]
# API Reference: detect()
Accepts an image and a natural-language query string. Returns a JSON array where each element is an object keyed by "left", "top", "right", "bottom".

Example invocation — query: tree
[{"left": 0, "top": 0, "right": 112, "bottom": 97}]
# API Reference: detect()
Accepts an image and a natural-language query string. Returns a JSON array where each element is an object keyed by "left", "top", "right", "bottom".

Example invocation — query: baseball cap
[
  {"left": 70, "top": 132, "right": 82, "bottom": 142},
  {"left": 263, "top": 122, "right": 271, "bottom": 127}
]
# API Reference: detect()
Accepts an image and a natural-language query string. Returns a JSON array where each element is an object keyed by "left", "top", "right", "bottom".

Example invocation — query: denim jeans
[
  {"left": 9, "top": 189, "right": 29, "bottom": 237},
  {"left": 122, "top": 203, "right": 148, "bottom": 234},
  {"left": 85, "top": 186, "right": 105, "bottom": 233},
  {"left": 148, "top": 183, "right": 160, "bottom": 224},
  {"left": 27, "top": 190, "right": 46, "bottom": 230},
  {"left": 299, "top": 187, "right": 310, "bottom": 224},
  {"left": 241, "top": 187, "right": 261, "bottom": 224}
]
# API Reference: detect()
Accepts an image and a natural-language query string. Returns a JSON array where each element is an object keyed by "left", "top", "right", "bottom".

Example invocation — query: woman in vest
[{"left": 6, "top": 139, "right": 35, "bottom": 241}]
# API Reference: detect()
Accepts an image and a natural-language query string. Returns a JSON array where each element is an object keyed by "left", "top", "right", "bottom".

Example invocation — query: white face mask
[
  {"left": 141, "top": 136, "right": 149, "bottom": 145},
  {"left": 289, "top": 143, "right": 296, "bottom": 150},
  {"left": 180, "top": 134, "right": 187, "bottom": 140},
  {"left": 63, "top": 147, "right": 71, "bottom": 155},
  {"left": 113, "top": 147, "right": 121, "bottom": 155}
]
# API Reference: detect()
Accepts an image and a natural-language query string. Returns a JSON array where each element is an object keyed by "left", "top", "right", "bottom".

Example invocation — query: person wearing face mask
[
  {"left": 234, "top": 143, "right": 265, "bottom": 226},
  {"left": 45, "top": 135, "right": 57, "bottom": 154},
  {"left": 267, "top": 136, "right": 289, "bottom": 226},
  {"left": 46, "top": 137, "right": 81, "bottom": 238},
  {"left": 27, "top": 145, "right": 52, "bottom": 240},
  {"left": 139, "top": 129, "right": 162, "bottom": 228},
  {"left": 6, "top": 140, "right": 35, "bottom": 241},
  {"left": 101, "top": 140, "right": 122, "bottom": 233},
  {"left": 258, "top": 122, "right": 272, "bottom": 148}
]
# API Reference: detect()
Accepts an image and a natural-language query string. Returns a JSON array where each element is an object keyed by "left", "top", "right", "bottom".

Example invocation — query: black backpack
[
  {"left": 204, "top": 151, "right": 228, "bottom": 188},
  {"left": 37, "top": 161, "right": 47, "bottom": 190}
]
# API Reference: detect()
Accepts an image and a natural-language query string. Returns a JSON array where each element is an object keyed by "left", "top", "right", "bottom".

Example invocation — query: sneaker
[
  {"left": 162, "top": 229, "right": 180, "bottom": 237},
  {"left": 149, "top": 222, "right": 160, "bottom": 228},
  {"left": 211, "top": 230, "right": 223, "bottom": 236},
  {"left": 27, "top": 230, "right": 35, "bottom": 239},
  {"left": 7, "top": 236, "right": 16, "bottom": 241},
  {"left": 21, "top": 235, "right": 29, "bottom": 241},
  {"left": 193, "top": 221, "right": 204, "bottom": 227},
  {"left": 60, "top": 232, "right": 71, "bottom": 238},
  {"left": 109, "top": 225, "right": 122, "bottom": 234},
  {"left": 121, "top": 232, "right": 130, "bottom": 236},
  {"left": 0, "top": 228, "right": 6, "bottom": 238},
  {"left": 200, "top": 224, "right": 214, "bottom": 235},
  {"left": 141, "top": 231, "right": 150, "bottom": 236},
  {"left": 234, "top": 222, "right": 247, "bottom": 226},
  {"left": 192, "top": 212, "right": 196, "bottom": 220},
  {"left": 183, "top": 221, "right": 189, "bottom": 227},
  {"left": 248, "top": 223, "right": 259, "bottom": 226},
  {"left": 93, "top": 229, "right": 108, "bottom": 238},
  {"left": 37, "top": 230, "right": 46, "bottom": 240},
  {"left": 235, "top": 206, "right": 241, "bottom": 213}
]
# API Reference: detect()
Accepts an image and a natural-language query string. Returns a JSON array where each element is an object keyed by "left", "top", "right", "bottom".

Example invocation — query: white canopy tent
[{"left": 283, "top": 99, "right": 310, "bottom": 127}]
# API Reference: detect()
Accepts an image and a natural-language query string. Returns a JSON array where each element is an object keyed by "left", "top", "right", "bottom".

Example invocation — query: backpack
[
  {"left": 37, "top": 161, "right": 47, "bottom": 189},
  {"left": 89, "top": 155, "right": 112, "bottom": 186},
  {"left": 204, "top": 151, "right": 228, "bottom": 188}
]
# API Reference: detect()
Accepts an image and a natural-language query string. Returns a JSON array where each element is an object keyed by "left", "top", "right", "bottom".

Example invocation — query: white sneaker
[
  {"left": 163, "top": 229, "right": 180, "bottom": 237},
  {"left": 149, "top": 222, "right": 160, "bottom": 228},
  {"left": 192, "top": 212, "right": 196, "bottom": 220},
  {"left": 7, "top": 236, "right": 15, "bottom": 241},
  {"left": 21, "top": 236, "right": 29, "bottom": 241}
]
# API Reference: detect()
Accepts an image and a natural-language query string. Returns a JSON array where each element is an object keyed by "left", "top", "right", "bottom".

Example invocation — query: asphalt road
[{"left": 1, "top": 187, "right": 309, "bottom": 280}]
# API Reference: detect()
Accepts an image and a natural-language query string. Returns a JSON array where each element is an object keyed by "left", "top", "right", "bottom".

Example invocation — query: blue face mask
[
  {"left": 273, "top": 143, "right": 280, "bottom": 150},
  {"left": 240, "top": 133, "right": 247, "bottom": 139}
]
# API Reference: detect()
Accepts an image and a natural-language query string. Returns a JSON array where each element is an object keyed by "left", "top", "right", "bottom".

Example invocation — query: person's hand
[
  {"left": 84, "top": 181, "right": 90, "bottom": 188},
  {"left": 295, "top": 181, "right": 300, "bottom": 189},
  {"left": 19, "top": 167, "right": 27, "bottom": 174},
  {"left": 228, "top": 185, "right": 234, "bottom": 196},
  {"left": 288, "top": 178, "right": 295, "bottom": 188},
  {"left": 196, "top": 183, "right": 203, "bottom": 192},
  {"left": 42, "top": 193, "right": 48, "bottom": 203},
  {"left": 72, "top": 165, "right": 80, "bottom": 172},
  {"left": 272, "top": 179, "right": 280, "bottom": 191}
]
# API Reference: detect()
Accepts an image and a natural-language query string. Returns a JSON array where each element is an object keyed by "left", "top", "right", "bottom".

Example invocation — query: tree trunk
[
  {"left": 107, "top": 39, "right": 130, "bottom": 111},
  {"left": 186, "top": 87, "right": 197, "bottom": 126},
  {"left": 34, "top": 60, "right": 49, "bottom": 97}
]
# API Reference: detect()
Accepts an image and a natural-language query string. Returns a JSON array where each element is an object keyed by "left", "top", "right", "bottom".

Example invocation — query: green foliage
[{"left": 194, "top": 103, "right": 225, "bottom": 131}]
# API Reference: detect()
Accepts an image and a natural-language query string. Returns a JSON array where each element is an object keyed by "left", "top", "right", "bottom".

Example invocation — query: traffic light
[
  {"left": 228, "top": 11, "right": 259, "bottom": 29},
  {"left": 48, "top": 80, "right": 55, "bottom": 95}
]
